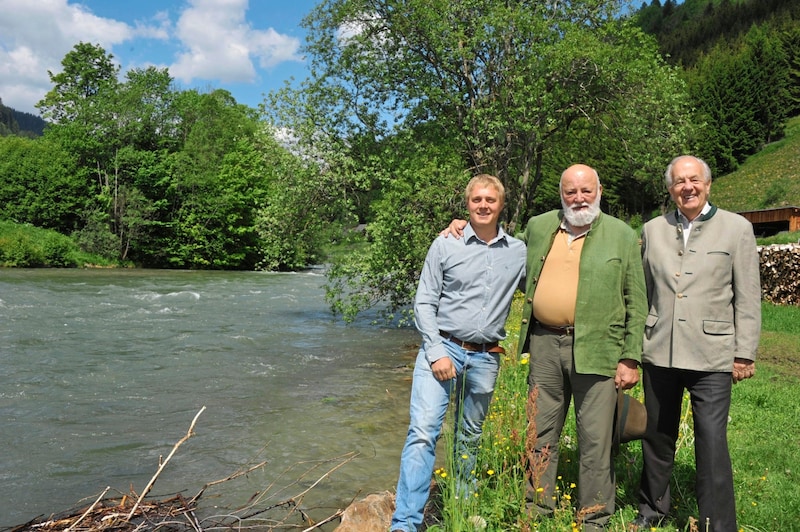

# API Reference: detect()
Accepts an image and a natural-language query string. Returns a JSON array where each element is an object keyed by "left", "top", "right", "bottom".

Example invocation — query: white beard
[{"left": 562, "top": 197, "right": 601, "bottom": 228}]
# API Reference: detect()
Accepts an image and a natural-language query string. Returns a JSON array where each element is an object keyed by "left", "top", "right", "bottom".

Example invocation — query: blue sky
[{"left": 0, "top": 0, "right": 319, "bottom": 116}]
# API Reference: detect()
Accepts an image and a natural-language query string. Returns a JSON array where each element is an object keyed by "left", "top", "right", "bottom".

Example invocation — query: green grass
[
  {"left": 429, "top": 297, "right": 800, "bottom": 531},
  {"left": 757, "top": 230, "right": 800, "bottom": 246}
]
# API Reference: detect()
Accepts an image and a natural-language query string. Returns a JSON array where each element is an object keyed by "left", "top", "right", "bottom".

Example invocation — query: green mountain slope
[{"left": 711, "top": 115, "right": 800, "bottom": 212}]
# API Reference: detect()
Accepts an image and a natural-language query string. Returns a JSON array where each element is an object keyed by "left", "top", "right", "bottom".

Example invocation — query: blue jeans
[{"left": 391, "top": 340, "right": 500, "bottom": 532}]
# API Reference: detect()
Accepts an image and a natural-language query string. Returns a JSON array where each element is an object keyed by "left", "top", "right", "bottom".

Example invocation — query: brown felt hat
[{"left": 613, "top": 388, "right": 647, "bottom": 452}]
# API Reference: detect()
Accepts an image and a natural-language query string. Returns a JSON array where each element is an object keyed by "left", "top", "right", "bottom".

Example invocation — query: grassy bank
[
  {"left": 0, "top": 220, "right": 117, "bottom": 268},
  {"left": 429, "top": 297, "right": 800, "bottom": 531}
]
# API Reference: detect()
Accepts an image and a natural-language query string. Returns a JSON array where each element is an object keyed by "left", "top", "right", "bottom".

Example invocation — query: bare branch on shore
[
  {"left": 6, "top": 408, "right": 360, "bottom": 532},
  {"left": 127, "top": 406, "right": 206, "bottom": 520}
]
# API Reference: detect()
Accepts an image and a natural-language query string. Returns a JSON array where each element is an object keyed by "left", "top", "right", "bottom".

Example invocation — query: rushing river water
[{"left": 0, "top": 268, "right": 419, "bottom": 527}]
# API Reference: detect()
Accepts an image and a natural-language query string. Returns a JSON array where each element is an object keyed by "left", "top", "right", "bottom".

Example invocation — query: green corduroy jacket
[{"left": 517, "top": 210, "right": 648, "bottom": 377}]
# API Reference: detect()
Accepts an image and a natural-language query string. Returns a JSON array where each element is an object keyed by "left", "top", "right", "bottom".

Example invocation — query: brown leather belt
[
  {"left": 537, "top": 323, "right": 575, "bottom": 336},
  {"left": 440, "top": 331, "right": 505, "bottom": 353}
]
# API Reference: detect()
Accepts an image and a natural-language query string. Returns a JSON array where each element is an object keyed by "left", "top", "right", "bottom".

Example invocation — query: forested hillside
[
  {"left": 634, "top": 0, "right": 800, "bottom": 177},
  {"left": 1, "top": 0, "right": 798, "bottom": 321},
  {"left": 637, "top": 0, "right": 799, "bottom": 67},
  {"left": 0, "top": 98, "right": 45, "bottom": 137}
]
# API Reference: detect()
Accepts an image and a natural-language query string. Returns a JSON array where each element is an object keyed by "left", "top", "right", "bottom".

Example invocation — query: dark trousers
[{"left": 638, "top": 364, "right": 737, "bottom": 532}]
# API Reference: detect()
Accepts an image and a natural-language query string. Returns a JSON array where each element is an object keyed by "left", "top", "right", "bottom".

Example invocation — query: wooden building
[{"left": 737, "top": 206, "right": 800, "bottom": 236}]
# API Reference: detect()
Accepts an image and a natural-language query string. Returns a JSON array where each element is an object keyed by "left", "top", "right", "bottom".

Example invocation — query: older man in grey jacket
[{"left": 633, "top": 155, "right": 761, "bottom": 532}]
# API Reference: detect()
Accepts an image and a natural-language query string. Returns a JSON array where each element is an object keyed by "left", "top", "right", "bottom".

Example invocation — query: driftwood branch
[
  {"left": 11, "top": 410, "right": 363, "bottom": 532},
  {"left": 64, "top": 487, "right": 109, "bottom": 532},
  {"left": 188, "top": 459, "right": 269, "bottom": 504},
  {"left": 238, "top": 451, "right": 359, "bottom": 517},
  {"left": 301, "top": 510, "right": 344, "bottom": 531},
  {"left": 126, "top": 406, "right": 206, "bottom": 520}
]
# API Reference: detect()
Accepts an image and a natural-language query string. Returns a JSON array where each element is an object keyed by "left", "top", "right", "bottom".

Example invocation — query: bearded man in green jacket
[
  {"left": 517, "top": 164, "right": 647, "bottom": 530},
  {"left": 446, "top": 164, "right": 647, "bottom": 530}
]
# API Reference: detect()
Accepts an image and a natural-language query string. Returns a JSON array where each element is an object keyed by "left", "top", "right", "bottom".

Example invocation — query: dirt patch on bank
[{"left": 757, "top": 331, "right": 800, "bottom": 379}]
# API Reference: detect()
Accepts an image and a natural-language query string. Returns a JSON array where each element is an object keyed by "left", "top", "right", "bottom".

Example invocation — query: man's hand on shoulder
[{"left": 439, "top": 219, "right": 467, "bottom": 239}]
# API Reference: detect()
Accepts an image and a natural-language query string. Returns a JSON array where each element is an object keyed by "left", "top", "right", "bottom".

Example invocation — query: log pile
[{"left": 758, "top": 243, "right": 800, "bottom": 305}]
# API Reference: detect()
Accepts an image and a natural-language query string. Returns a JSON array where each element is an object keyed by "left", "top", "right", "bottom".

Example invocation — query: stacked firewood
[{"left": 758, "top": 243, "right": 800, "bottom": 305}]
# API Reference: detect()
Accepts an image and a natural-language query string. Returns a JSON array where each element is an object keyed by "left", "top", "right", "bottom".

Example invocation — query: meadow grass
[{"left": 429, "top": 297, "right": 800, "bottom": 531}]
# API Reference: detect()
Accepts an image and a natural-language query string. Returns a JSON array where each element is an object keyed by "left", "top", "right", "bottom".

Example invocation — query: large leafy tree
[
  {"left": 160, "top": 89, "right": 263, "bottom": 269},
  {"left": 37, "top": 42, "right": 120, "bottom": 172},
  {"left": 286, "top": 0, "right": 690, "bottom": 226},
  {"left": 36, "top": 44, "right": 178, "bottom": 261},
  {"left": 269, "top": 0, "right": 693, "bottom": 319}
]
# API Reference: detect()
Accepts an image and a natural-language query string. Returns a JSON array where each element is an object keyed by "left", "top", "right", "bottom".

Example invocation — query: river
[{"left": 0, "top": 268, "right": 419, "bottom": 527}]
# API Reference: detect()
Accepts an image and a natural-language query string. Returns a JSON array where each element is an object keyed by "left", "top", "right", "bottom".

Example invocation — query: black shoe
[{"left": 629, "top": 514, "right": 663, "bottom": 530}]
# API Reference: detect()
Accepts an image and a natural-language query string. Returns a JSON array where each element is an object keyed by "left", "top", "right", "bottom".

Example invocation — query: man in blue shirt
[{"left": 391, "top": 174, "right": 526, "bottom": 532}]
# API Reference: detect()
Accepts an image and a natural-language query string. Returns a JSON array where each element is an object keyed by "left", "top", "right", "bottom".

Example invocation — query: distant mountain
[{"left": 0, "top": 98, "right": 46, "bottom": 137}]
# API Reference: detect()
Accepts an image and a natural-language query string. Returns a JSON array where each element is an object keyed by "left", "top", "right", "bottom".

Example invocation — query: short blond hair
[{"left": 465, "top": 174, "right": 505, "bottom": 205}]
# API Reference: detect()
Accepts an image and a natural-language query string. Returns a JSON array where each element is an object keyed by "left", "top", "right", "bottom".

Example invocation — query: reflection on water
[{"left": 0, "top": 268, "right": 418, "bottom": 527}]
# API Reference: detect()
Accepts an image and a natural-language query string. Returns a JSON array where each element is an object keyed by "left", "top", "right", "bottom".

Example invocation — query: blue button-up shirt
[{"left": 414, "top": 223, "right": 527, "bottom": 363}]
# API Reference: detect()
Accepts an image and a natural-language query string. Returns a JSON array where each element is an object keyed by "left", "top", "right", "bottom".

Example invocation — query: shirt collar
[
  {"left": 677, "top": 202, "right": 712, "bottom": 224},
  {"left": 465, "top": 222, "right": 506, "bottom": 245}
]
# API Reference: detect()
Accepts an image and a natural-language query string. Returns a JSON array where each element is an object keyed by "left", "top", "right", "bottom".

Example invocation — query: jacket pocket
[
  {"left": 644, "top": 314, "right": 658, "bottom": 340},
  {"left": 702, "top": 320, "right": 734, "bottom": 335}
]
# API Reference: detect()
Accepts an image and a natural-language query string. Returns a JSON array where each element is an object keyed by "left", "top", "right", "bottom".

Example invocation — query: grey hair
[{"left": 664, "top": 156, "right": 712, "bottom": 188}]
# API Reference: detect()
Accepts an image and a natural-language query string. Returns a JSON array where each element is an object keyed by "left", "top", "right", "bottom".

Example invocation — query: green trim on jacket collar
[{"left": 675, "top": 204, "right": 717, "bottom": 222}]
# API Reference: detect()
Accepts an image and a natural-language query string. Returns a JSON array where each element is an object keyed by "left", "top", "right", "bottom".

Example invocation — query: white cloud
[
  {"left": 169, "top": 0, "right": 301, "bottom": 84},
  {"left": 0, "top": 0, "right": 303, "bottom": 115},
  {"left": 0, "top": 0, "right": 143, "bottom": 114}
]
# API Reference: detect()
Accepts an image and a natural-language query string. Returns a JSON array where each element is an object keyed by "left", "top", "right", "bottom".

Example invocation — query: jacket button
[
  {"left": 677, "top": 293, "right": 684, "bottom": 298},
  {"left": 678, "top": 250, "right": 684, "bottom": 256},
  {"left": 522, "top": 318, "right": 528, "bottom": 324}
]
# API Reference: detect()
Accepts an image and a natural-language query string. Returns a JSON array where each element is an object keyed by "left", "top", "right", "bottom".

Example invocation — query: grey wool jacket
[{"left": 641, "top": 206, "right": 762, "bottom": 372}]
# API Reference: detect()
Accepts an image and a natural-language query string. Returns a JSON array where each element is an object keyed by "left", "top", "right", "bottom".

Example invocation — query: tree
[
  {"left": 37, "top": 43, "right": 120, "bottom": 171},
  {"left": 158, "top": 89, "right": 265, "bottom": 269},
  {"left": 0, "top": 135, "right": 87, "bottom": 230},
  {"left": 268, "top": 0, "right": 693, "bottom": 319},
  {"left": 687, "top": 24, "right": 790, "bottom": 175},
  {"left": 253, "top": 127, "right": 343, "bottom": 272},
  {"left": 781, "top": 24, "right": 800, "bottom": 117},
  {"left": 323, "top": 124, "right": 469, "bottom": 322},
  {"left": 36, "top": 45, "right": 188, "bottom": 262}
]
